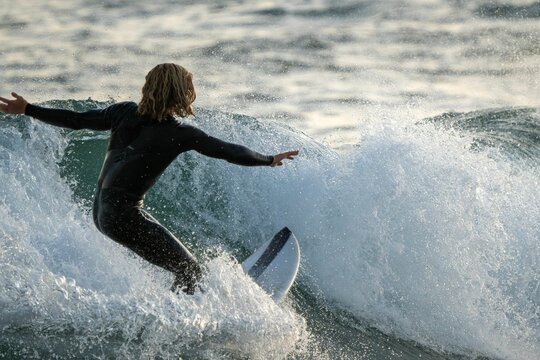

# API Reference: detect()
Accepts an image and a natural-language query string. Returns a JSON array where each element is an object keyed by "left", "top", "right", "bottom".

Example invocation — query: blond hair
[{"left": 137, "top": 63, "right": 196, "bottom": 121}]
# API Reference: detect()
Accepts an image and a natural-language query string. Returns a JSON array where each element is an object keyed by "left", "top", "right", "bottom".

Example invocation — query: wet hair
[{"left": 137, "top": 63, "right": 196, "bottom": 121}]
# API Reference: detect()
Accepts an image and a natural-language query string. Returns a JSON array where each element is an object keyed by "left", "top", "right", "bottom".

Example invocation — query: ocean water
[{"left": 1, "top": 1, "right": 539, "bottom": 359}]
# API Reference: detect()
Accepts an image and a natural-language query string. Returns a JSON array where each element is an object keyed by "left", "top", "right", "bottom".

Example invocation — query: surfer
[{"left": 0, "top": 63, "right": 298, "bottom": 294}]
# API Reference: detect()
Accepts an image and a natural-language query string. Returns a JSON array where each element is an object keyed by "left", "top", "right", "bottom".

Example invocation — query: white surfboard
[{"left": 241, "top": 227, "right": 300, "bottom": 302}]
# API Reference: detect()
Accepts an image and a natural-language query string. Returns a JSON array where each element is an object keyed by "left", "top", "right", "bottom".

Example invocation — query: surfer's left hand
[
  {"left": 0, "top": 92, "right": 28, "bottom": 115},
  {"left": 271, "top": 150, "right": 299, "bottom": 167}
]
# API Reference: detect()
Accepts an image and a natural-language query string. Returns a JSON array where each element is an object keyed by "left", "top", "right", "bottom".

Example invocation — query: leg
[
  {"left": 135, "top": 208, "right": 203, "bottom": 294},
  {"left": 100, "top": 207, "right": 202, "bottom": 294}
]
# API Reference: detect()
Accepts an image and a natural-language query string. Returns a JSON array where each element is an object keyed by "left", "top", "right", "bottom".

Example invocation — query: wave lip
[{"left": 422, "top": 107, "right": 540, "bottom": 165}]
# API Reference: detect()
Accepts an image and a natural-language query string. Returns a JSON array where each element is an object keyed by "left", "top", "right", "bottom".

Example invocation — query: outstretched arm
[
  {"left": 0, "top": 92, "right": 113, "bottom": 130},
  {"left": 187, "top": 126, "right": 298, "bottom": 167}
]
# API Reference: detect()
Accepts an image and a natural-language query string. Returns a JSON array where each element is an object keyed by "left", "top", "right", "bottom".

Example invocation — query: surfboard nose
[
  {"left": 242, "top": 226, "right": 300, "bottom": 301},
  {"left": 279, "top": 227, "right": 291, "bottom": 237}
]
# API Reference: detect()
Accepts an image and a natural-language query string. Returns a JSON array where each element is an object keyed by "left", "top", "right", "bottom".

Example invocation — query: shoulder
[
  {"left": 174, "top": 121, "right": 207, "bottom": 136},
  {"left": 103, "top": 101, "right": 139, "bottom": 128},
  {"left": 105, "top": 101, "right": 138, "bottom": 113},
  {"left": 101, "top": 101, "right": 138, "bottom": 119},
  {"left": 170, "top": 121, "right": 214, "bottom": 147}
]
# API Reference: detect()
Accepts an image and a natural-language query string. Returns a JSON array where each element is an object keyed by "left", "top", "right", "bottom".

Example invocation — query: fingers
[
  {"left": 285, "top": 150, "right": 299, "bottom": 160},
  {"left": 279, "top": 150, "right": 299, "bottom": 160},
  {"left": 1, "top": 93, "right": 23, "bottom": 103},
  {"left": 11, "top": 92, "right": 26, "bottom": 104},
  {"left": 0, "top": 93, "right": 27, "bottom": 114},
  {"left": 0, "top": 98, "right": 10, "bottom": 113},
  {"left": 271, "top": 149, "right": 299, "bottom": 167}
]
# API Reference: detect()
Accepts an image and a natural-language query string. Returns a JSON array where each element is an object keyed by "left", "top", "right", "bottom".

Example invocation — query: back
[{"left": 99, "top": 102, "right": 195, "bottom": 197}]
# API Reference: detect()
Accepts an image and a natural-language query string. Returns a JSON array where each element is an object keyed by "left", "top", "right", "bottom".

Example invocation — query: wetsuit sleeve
[
  {"left": 186, "top": 126, "right": 274, "bottom": 166},
  {"left": 25, "top": 103, "right": 117, "bottom": 130}
]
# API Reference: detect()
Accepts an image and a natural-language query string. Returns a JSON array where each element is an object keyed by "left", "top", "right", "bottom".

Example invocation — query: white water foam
[
  {"left": 0, "top": 117, "right": 306, "bottom": 359},
  {"left": 157, "top": 110, "right": 539, "bottom": 360}
]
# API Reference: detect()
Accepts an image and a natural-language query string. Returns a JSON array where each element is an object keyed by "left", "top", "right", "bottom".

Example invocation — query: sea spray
[
  {"left": 0, "top": 110, "right": 307, "bottom": 359},
  {"left": 156, "top": 108, "right": 539, "bottom": 359}
]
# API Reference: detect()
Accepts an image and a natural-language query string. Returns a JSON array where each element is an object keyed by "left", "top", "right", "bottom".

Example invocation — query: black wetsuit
[{"left": 25, "top": 101, "right": 274, "bottom": 293}]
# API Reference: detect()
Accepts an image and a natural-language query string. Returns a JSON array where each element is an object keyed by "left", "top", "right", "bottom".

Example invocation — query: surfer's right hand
[
  {"left": 271, "top": 150, "right": 299, "bottom": 167},
  {"left": 0, "top": 92, "right": 28, "bottom": 115}
]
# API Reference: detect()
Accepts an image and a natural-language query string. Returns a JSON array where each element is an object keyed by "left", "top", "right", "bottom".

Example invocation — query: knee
[
  {"left": 92, "top": 207, "right": 101, "bottom": 232},
  {"left": 92, "top": 207, "right": 117, "bottom": 236},
  {"left": 94, "top": 207, "right": 124, "bottom": 238},
  {"left": 97, "top": 215, "right": 121, "bottom": 238},
  {"left": 93, "top": 201, "right": 125, "bottom": 238}
]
